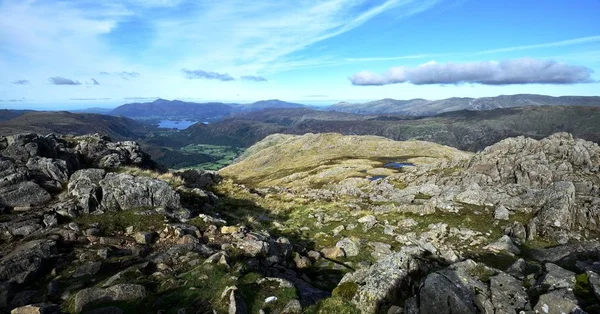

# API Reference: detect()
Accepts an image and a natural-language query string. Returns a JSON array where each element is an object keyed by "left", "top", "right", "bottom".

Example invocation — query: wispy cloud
[
  {"left": 158, "top": 0, "right": 443, "bottom": 74},
  {"left": 350, "top": 58, "right": 593, "bottom": 86},
  {"left": 0, "top": 0, "right": 445, "bottom": 102},
  {"left": 241, "top": 75, "right": 267, "bottom": 82},
  {"left": 123, "top": 97, "right": 159, "bottom": 100},
  {"left": 181, "top": 69, "right": 235, "bottom": 81},
  {"left": 344, "top": 53, "right": 450, "bottom": 62},
  {"left": 345, "top": 35, "right": 600, "bottom": 63},
  {"left": 48, "top": 77, "right": 82, "bottom": 85},
  {"left": 11, "top": 80, "right": 30, "bottom": 85},
  {"left": 119, "top": 71, "right": 140, "bottom": 80},
  {"left": 69, "top": 97, "right": 111, "bottom": 101},
  {"left": 477, "top": 35, "right": 600, "bottom": 55},
  {"left": 91, "top": 78, "right": 100, "bottom": 85},
  {"left": 99, "top": 71, "right": 140, "bottom": 80}
]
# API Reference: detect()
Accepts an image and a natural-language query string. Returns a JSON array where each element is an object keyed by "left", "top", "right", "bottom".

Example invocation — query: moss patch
[
  {"left": 74, "top": 209, "right": 165, "bottom": 234},
  {"left": 305, "top": 296, "right": 360, "bottom": 314},
  {"left": 414, "top": 192, "right": 432, "bottom": 200},
  {"left": 467, "top": 264, "right": 497, "bottom": 283},
  {"left": 332, "top": 282, "right": 359, "bottom": 301}
]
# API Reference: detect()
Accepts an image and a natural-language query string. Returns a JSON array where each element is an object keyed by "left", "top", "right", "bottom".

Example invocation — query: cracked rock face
[
  {"left": 67, "top": 170, "right": 182, "bottom": 214},
  {"left": 99, "top": 173, "right": 181, "bottom": 211}
]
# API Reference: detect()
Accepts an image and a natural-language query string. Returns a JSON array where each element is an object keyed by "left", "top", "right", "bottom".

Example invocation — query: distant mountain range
[
  {"left": 109, "top": 98, "right": 306, "bottom": 121},
  {"left": 165, "top": 105, "right": 600, "bottom": 151},
  {"left": 1, "top": 104, "right": 599, "bottom": 168},
  {"left": 327, "top": 94, "right": 600, "bottom": 116},
  {"left": 106, "top": 94, "right": 600, "bottom": 122}
]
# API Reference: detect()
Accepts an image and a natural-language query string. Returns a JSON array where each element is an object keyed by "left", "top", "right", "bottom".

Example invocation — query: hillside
[
  {"left": 174, "top": 106, "right": 600, "bottom": 151},
  {"left": 1, "top": 132, "right": 599, "bottom": 313},
  {"left": 0, "top": 111, "right": 155, "bottom": 140},
  {"left": 218, "top": 132, "right": 600, "bottom": 313},
  {"left": 220, "top": 133, "right": 470, "bottom": 186},
  {"left": 328, "top": 94, "right": 600, "bottom": 116}
]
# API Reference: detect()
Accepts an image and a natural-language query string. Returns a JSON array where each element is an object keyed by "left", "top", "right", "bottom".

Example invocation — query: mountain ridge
[
  {"left": 174, "top": 105, "right": 600, "bottom": 151},
  {"left": 109, "top": 98, "right": 307, "bottom": 121},
  {"left": 328, "top": 94, "right": 600, "bottom": 115}
]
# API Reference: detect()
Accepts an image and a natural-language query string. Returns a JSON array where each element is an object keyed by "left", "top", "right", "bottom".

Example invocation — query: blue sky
[{"left": 1, "top": 0, "right": 599, "bottom": 109}]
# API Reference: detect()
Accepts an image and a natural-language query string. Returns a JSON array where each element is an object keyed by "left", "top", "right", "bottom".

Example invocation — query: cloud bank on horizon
[
  {"left": 0, "top": 0, "right": 599, "bottom": 105},
  {"left": 350, "top": 58, "right": 594, "bottom": 86}
]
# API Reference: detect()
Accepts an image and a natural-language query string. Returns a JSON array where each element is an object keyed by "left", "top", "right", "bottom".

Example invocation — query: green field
[{"left": 179, "top": 144, "right": 245, "bottom": 170}]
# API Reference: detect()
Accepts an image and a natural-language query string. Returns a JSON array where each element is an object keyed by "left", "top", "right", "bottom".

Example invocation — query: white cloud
[{"left": 349, "top": 58, "right": 593, "bottom": 86}]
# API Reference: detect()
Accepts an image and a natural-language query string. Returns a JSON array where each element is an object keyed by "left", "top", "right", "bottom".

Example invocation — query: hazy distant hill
[
  {"left": 69, "top": 107, "right": 114, "bottom": 114},
  {"left": 173, "top": 106, "right": 600, "bottom": 151},
  {"left": 231, "top": 99, "right": 306, "bottom": 112},
  {"left": 0, "top": 111, "right": 155, "bottom": 140},
  {"left": 110, "top": 99, "right": 235, "bottom": 122},
  {"left": 0, "top": 109, "right": 32, "bottom": 122},
  {"left": 160, "top": 108, "right": 383, "bottom": 147},
  {"left": 110, "top": 98, "right": 308, "bottom": 121},
  {"left": 327, "top": 94, "right": 600, "bottom": 116}
]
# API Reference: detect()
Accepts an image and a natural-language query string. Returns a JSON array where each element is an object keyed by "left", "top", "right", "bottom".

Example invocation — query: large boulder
[
  {"left": 338, "top": 246, "right": 427, "bottom": 313},
  {"left": 68, "top": 170, "right": 181, "bottom": 213},
  {"left": 174, "top": 169, "right": 222, "bottom": 189},
  {"left": 533, "top": 289, "right": 581, "bottom": 314},
  {"left": 25, "top": 157, "right": 69, "bottom": 184},
  {"left": 0, "top": 240, "right": 57, "bottom": 285},
  {"left": 0, "top": 181, "right": 51, "bottom": 208},
  {"left": 411, "top": 260, "right": 496, "bottom": 314},
  {"left": 0, "top": 157, "right": 51, "bottom": 208},
  {"left": 336, "top": 238, "right": 360, "bottom": 257},
  {"left": 536, "top": 181, "right": 576, "bottom": 232},
  {"left": 489, "top": 273, "right": 528, "bottom": 313},
  {"left": 99, "top": 173, "right": 181, "bottom": 211},
  {"left": 67, "top": 169, "right": 106, "bottom": 214},
  {"left": 407, "top": 260, "right": 531, "bottom": 314},
  {"left": 73, "top": 284, "right": 146, "bottom": 313}
]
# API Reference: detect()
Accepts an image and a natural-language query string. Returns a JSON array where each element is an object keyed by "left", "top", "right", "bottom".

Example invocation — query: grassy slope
[{"left": 220, "top": 133, "right": 471, "bottom": 186}]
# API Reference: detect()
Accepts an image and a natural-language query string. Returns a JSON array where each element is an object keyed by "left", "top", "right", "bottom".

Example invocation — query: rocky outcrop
[
  {"left": 99, "top": 173, "right": 181, "bottom": 211},
  {"left": 69, "top": 134, "right": 156, "bottom": 169},
  {"left": 0, "top": 133, "right": 160, "bottom": 210},
  {"left": 2, "top": 131, "right": 600, "bottom": 313},
  {"left": 465, "top": 132, "right": 599, "bottom": 187},
  {"left": 339, "top": 246, "right": 429, "bottom": 313},
  {"left": 66, "top": 170, "right": 181, "bottom": 214}
]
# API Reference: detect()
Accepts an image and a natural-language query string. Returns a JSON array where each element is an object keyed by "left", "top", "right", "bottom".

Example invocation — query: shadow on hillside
[{"left": 200, "top": 189, "right": 352, "bottom": 307}]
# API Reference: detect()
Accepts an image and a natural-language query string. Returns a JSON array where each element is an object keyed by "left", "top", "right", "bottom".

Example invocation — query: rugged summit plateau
[{"left": 0, "top": 132, "right": 599, "bottom": 314}]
